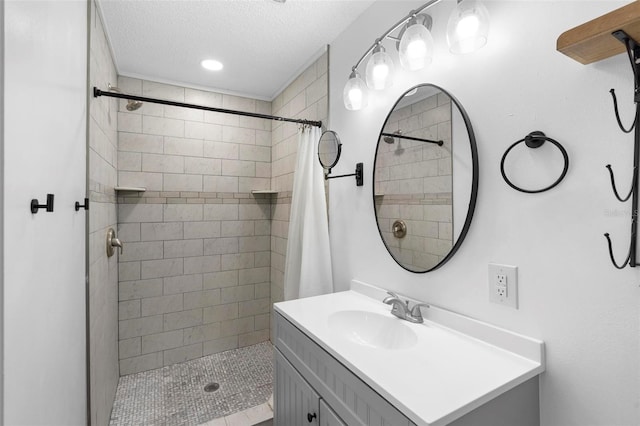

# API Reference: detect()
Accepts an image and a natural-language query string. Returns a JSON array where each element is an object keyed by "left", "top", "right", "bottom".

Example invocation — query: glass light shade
[
  {"left": 343, "top": 71, "right": 369, "bottom": 111},
  {"left": 446, "top": 0, "right": 490, "bottom": 54},
  {"left": 365, "top": 45, "right": 395, "bottom": 90},
  {"left": 399, "top": 20, "right": 434, "bottom": 71}
]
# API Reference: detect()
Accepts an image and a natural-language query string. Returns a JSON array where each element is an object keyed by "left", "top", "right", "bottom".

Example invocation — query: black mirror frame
[
  {"left": 372, "top": 84, "right": 479, "bottom": 273},
  {"left": 318, "top": 130, "right": 342, "bottom": 172}
]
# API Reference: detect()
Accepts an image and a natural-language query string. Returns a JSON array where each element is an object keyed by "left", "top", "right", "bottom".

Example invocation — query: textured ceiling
[{"left": 98, "top": 0, "right": 375, "bottom": 100}]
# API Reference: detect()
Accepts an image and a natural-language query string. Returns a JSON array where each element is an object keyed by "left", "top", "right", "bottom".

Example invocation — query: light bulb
[
  {"left": 399, "top": 17, "right": 434, "bottom": 71},
  {"left": 447, "top": 0, "right": 490, "bottom": 54},
  {"left": 365, "top": 44, "right": 395, "bottom": 90},
  {"left": 343, "top": 70, "right": 369, "bottom": 111},
  {"left": 457, "top": 15, "right": 480, "bottom": 38}
]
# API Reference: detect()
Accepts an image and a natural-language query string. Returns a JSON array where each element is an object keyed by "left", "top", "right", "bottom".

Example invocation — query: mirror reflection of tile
[{"left": 375, "top": 89, "right": 453, "bottom": 272}]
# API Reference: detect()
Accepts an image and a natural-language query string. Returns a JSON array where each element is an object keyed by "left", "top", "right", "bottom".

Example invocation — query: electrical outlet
[{"left": 489, "top": 263, "right": 518, "bottom": 309}]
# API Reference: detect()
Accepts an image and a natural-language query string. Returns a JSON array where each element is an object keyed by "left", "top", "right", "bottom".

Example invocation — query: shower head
[
  {"left": 384, "top": 130, "right": 402, "bottom": 144},
  {"left": 107, "top": 83, "right": 143, "bottom": 111},
  {"left": 125, "top": 100, "right": 143, "bottom": 111}
]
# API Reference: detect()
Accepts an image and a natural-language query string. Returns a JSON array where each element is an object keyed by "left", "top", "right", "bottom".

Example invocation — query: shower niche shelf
[
  {"left": 251, "top": 190, "right": 278, "bottom": 194},
  {"left": 115, "top": 186, "right": 146, "bottom": 192}
]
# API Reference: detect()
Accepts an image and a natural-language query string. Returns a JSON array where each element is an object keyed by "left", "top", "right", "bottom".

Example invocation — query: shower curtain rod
[
  {"left": 93, "top": 87, "right": 323, "bottom": 128},
  {"left": 381, "top": 132, "right": 443, "bottom": 146}
]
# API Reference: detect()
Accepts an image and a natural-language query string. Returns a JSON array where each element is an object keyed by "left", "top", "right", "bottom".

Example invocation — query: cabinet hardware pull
[{"left": 307, "top": 412, "right": 317, "bottom": 423}]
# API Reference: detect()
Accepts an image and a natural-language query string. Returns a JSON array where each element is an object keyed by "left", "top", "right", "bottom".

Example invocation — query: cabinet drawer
[{"left": 275, "top": 312, "right": 413, "bottom": 426}]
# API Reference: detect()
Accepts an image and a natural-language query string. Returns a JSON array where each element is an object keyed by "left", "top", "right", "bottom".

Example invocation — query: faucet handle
[{"left": 410, "top": 303, "right": 430, "bottom": 321}]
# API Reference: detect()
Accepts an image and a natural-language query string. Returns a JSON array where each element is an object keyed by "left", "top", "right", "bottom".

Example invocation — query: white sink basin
[{"left": 328, "top": 309, "right": 418, "bottom": 350}]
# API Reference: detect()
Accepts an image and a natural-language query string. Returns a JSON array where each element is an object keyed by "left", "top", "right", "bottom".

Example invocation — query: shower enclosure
[{"left": 87, "top": 1, "right": 329, "bottom": 422}]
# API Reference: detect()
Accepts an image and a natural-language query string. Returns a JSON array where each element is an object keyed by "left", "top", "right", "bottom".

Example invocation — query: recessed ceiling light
[{"left": 201, "top": 59, "right": 223, "bottom": 71}]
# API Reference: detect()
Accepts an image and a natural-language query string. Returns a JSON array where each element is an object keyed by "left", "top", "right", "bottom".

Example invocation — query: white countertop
[{"left": 274, "top": 281, "right": 545, "bottom": 426}]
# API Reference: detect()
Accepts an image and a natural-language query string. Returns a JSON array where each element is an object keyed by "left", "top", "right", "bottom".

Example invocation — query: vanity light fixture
[
  {"left": 342, "top": 0, "right": 490, "bottom": 111},
  {"left": 343, "top": 69, "right": 369, "bottom": 110},
  {"left": 398, "top": 14, "right": 435, "bottom": 71},
  {"left": 447, "top": 0, "right": 490, "bottom": 54},
  {"left": 366, "top": 43, "right": 395, "bottom": 90}
]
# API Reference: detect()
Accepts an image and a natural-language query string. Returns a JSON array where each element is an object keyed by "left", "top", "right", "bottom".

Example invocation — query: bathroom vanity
[{"left": 273, "top": 281, "right": 545, "bottom": 426}]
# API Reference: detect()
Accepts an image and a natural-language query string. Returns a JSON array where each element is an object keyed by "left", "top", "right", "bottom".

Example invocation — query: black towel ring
[{"left": 500, "top": 131, "right": 569, "bottom": 194}]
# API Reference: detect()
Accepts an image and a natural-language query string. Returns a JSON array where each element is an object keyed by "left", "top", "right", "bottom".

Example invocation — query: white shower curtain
[{"left": 283, "top": 125, "right": 334, "bottom": 300}]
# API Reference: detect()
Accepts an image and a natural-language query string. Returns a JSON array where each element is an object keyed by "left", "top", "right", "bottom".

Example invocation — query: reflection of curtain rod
[
  {"left": 381, "top": 132, "right": 443, "bottom": 146},
  {"left": 93, "top": 87, "right": 323, "bottom": 128}
]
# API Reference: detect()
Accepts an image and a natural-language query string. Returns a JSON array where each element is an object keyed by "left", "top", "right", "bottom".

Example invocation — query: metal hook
[
  {"left": 604, "top": 30, "right": 640, "bottom": 270},
  {"left": 609, "top": 89, "right": 637, "bottom": 133},
  {"left": 605, "top": 164, "right": 636, "bottom": 202},
  {"left": 604, "top": 233, "right": 632, "bottom": 269},
  {"left": 30, "top": 194, "right": 54, "bottom": 214}
]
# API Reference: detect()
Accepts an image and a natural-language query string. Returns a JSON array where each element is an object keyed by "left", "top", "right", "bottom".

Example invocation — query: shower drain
[{"left": 204, "top": 382, "right": 220, "bottom": 393}]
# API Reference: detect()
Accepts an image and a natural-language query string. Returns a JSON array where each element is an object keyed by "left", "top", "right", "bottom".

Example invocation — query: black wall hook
[
  {"left": 604, "top": 232, "right": 634, "bottom": 269},
  {"left": 609, "top": 88, "right": 636, "bottom": 133},
  {"left": 75, "top": 198, "right": 89, "bottom": 211},
  {"left": 605, "top": 164, "right": 635, "bottom": 202},
  {"left": 31, "top": 194, "right": 54, "bottom": 214},
  {"left": 604, "top": 29, "right": 640, "bottom": 269}
]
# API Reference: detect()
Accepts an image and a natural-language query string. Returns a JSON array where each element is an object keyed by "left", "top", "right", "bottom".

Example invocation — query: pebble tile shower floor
[{"left": 109, "top": 342, "right": 273, "bottom": 426}]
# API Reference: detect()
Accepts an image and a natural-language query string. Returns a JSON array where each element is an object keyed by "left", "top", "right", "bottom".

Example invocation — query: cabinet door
[
  {"left": 320, "top": 399, "right": 347, "bottom": 426},
  {"left": 275, "top": 350, "right": 320, "bottom": 425}
]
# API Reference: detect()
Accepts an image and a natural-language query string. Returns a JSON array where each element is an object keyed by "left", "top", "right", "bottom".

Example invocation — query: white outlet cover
[{"left": 488, "top": 263, "right": 518, "bottom": 309}]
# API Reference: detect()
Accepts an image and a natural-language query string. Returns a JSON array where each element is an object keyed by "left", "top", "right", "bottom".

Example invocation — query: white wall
[
  {"left": 4, "top": 1, "right": 87, "bottom": 423},
  {"left": 0, "top": 0, "right": 4, "bottom": 420},
  {"left": 329, "top": 1, "right": 639, "bottom": 425}
]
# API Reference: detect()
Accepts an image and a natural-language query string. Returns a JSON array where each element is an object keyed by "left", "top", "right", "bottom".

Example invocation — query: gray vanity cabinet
[
  {"left": 275, "top": 350, "right": 347, "bottom": 426},
  {"left": 274, "top": 311, "right": 414, "bottom": 426},
  {"left": 274, "top": 309, "right": 541, "bottom": 426},
  {"left": 320, "top": 400, "right": 347, "bottom": 426},
  {"left": 274, "top": 350, "right": 320, "bottom": 425}
]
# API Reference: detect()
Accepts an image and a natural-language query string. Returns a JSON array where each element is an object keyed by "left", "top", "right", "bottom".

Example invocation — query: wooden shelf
[{"left": 557, "top": 1, "right": 640, "bottom": 64}]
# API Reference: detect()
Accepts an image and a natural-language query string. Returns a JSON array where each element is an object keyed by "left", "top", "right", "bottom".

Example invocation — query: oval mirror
[
  {"left": 318, "top": 130, "right": 342, "bottom": 172},
  {"left": 373, "top": 84, "right": 478, "bottom": 273}
]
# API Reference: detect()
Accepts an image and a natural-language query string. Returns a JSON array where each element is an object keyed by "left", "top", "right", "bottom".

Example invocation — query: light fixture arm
[{"left": 349, "top": 0, "right": 443, "bottom": 71}]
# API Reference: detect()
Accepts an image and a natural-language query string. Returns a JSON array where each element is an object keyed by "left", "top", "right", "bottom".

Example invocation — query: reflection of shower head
[
  {"left": 125, "top": 99, "right": 143, "bottom": 111},
  {"left": 108, "top": 83, "right": 143, "bottom": 111},
  {"left": 384, "top": 130, "right": 402, "bottom": 144}
]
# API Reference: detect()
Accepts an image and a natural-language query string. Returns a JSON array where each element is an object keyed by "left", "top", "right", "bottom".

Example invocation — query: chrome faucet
[{"left": 383, "top": 291, "right": 429, "bottom": 324}]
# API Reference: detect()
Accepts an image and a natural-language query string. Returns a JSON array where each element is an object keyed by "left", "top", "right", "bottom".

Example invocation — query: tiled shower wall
[
  {"left": 374, "top": 93, "right": 452, "bottom": 271},
  {"left": 88, "top": 1, "right": 120, "bottom": 424},
  {"left": 270, "top": 52, "right": 329, "bottom": 313},
  {"left": 115, "top": 78, "right": 273, "bottom": 375},
  {"left": 114, "top": 50, "right": 328, "bottom": 375}
]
